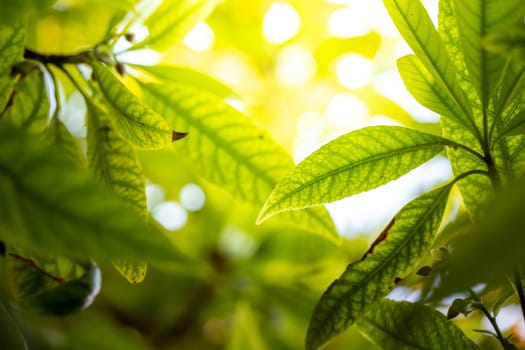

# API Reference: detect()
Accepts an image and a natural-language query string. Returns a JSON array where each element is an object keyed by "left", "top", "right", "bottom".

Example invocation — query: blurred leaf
[
  {"left": 227, "top": 302, "right": 266, "bottom": 350},
  {"left": 447, "top": 298, "right": 475, "bottom": 320},
  {"left": 92, "top": 62, "right": 185, "bottom": 150},
  {"left": 5, "top": 253, "right": 101, "bottom": 316},
  {"left": 0, "top": 19, "right": 25, "bottom": 111},
  {"left": 139, "top": 81, "right": 339, "bottom": 242},
  {"left": 0, "top": 302, "right": 27, "bottom": 350},
  {"left": 452, "top": 0, "right": 524, "bottom": 107},
  {"left": 384, "top": 0, "right": 475, "bottom": 135},
  {"left": 0, "top": 0, "right": 55, "bottom": 23},
  {"left": 133, "top": 64, "right": 238, "bottom": 100},
  {"left": 258, "top": 126, "right": 455, "bottom": 223},
  {"left": 1, "top": 64, "right": 49, "bottom": 133},
  {"left": 306, "top": 183, "right": 452, "bottom": 350},
  {"left": 436, "top": 182, "right": 525, "bottom": 295},
  {"left": 132, "top": 0, "right": 218, "bottom": 51},
  {"left": 0, "top": 125, "right": 183, "bottom": 264},
  {"left": 357, "top": 299, "right": 479, "bottom": 350},
  {"left": 484, "top": 24, "right": 525, "bottom": 63},
  {"left": 398, "top": 54, "right": 466, "bottom": 121},
  {"left": 87, "top": 102, "right": 148, "bottom": 283},
  {"left": 46, "top": 117, "right": 85, "bottom": 166}
]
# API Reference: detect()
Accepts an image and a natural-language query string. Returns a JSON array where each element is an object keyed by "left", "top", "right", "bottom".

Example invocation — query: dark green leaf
[
  {"left": 306, "top": 183, "right": 452, "bottom": 350},
  {"left": 501, "top": 108, "right": 525, "bottom": 137},
  {"left": 5, "top": 252, "right": 101, "bottom": 316},
  {"left": 92, "top": 61, "right": 185, "bottom": 150},
  {"left": 132, "top": 0, "right": 218, "bottom": 51},
  {"left": 0, "top": 19, "right": 26, "bottom": 75},
  {"left": 258, "top": 126, "right": 455, "bottom": 223},
  {"left": 0, "top": 302, "right": 27, "bottom": 350},
  {"left": 0, "top": 125, "right": 183, "bottom": 264},
  {"left": 139, "top": 81, "right": 339, "bottom": 242},
  {"left": 357, "top": 299, "right": 479, "bottom": 350}
]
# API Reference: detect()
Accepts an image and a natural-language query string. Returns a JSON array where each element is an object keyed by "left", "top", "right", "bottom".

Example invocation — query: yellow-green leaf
[
  {"left": 306, "top": 182, "right": 452, "bottom": 350},
  {"left": 139, "top": 82, "right": 339, "bottom": 242},
  {"left": 132, "top": 0, "right": 218, "bottom": 50},
  {"left": 397, "top": 54, "right": 465, "bottom": 120},
  {"left": 357, "top": 299, "right": 479, "bottom": 350},
  {"left": 258, "top": 126, "right": 457, "bottom": 223},
  {"left": 484, "top": 24, "right": 525, "bottom": 63},
  {"left": 92, "top": 62, "right": 185, "bottom": 150},
  {"left": 0, "top": 19, "right": 25, "bottom": 75},
  {"left": 384, "top": 0, "right": 477, "bottom": 138},
  {"left": 87, "top": 102, "right": 148, "bottom": 283}
]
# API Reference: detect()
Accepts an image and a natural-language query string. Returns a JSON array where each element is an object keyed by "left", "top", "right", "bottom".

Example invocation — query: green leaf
[
  {"left": 0, "top": 302, "right": 27, "bottom": 350},
  {"left": 0, "top": 19, "right": 26, "bottom": 75},
  {"left": 0, "top": 125, "right": 182, "bottom": 264},
  {"left": 258, "top": 126, "right": 454, "bottom": 223},
  {"left": 501, "top": 108, "right": 525, "bottom": 137},
  {"left": 86, "top": 102, "right": 148, "bottom": 283},
  {"left": 91, "top": 61, "right": 185, "bottom": 150},
  {"left": 384, "top": 0, "right": 475, "bottom": 135},
  {"left": 357, "top": 299, "right": 479, "bottom": 350},
  {"left": 138, "top": 82, "right": 339, "bottom": 242},
  {"left": 484, "top": 24, "right": 525, "bottom": 63},
  {"left": 1, "top": 64, "right": 49, "bottom": 133},
  {"left": 5, "top": 252, "right": 101, "bottom": 316},
  {"left": 133, "top": 64, "right": 238, "bottom": 100},
  {"left": 452, "top": 0, "right": 525, "bottom": 107},
  {"left": 306, "top": 183, "right": 452, "bottom": 350},
  {"left": 46, "top": 118, "right": 85, "bottom": 167},
  {"left": 397, "top": 54, "right": 465, "bottom": 120},
  {"left": 132, "top": 0, "right": 218, "bottom": 51}
]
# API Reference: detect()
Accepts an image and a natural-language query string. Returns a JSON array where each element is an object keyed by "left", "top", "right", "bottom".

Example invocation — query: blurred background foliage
[{"left": 1, "top": 0, "right": 522, "bottom": 349}]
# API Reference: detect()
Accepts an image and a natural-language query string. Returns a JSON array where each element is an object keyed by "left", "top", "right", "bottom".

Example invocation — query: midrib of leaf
[
  {"left": 388, "top": 0, "right": 479, "bottom": 141},
  {"left": 266, "top": 143, "right": 447, "bottom": 211},
  {"left": 323, "top": 186, "right": 449, "bottom": 316}
]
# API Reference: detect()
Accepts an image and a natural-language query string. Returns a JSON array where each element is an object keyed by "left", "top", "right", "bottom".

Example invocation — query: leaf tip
[{"left": 172, "top": 130, "right": 188, "bottom": 142}]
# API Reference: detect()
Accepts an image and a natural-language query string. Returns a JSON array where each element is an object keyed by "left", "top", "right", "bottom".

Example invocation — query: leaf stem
[
  {"left": 469, "top": 289, "right": 513, "bottom": 349},
  {"left": 24, "top": 48, "right": 92, "bottom": 66},
  {"left": 446, "top": 141, "right": 485, "bottom": 161}
]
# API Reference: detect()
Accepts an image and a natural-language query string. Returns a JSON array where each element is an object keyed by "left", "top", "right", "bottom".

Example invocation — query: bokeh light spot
[
  {"left": 262, "top": 2, "right": 301, "bottom": 45},
  {"left": 184, "top": 22, "right": 215, "bottom": 52},
  {"left": 180, "top": 183, "right": 206, "bottom": 212},
  {"left": 153, "top": 201, "right": 188, "bottom": 231},
  {"left": 275, "top": 44, "right": 317, "bottom": 86},
  {"left": 336, "top": 53, "right": 373, "bottom": 89}
]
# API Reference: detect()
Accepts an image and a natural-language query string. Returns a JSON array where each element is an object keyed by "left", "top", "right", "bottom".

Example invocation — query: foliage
[{"left": 0, "top": 0, "right": 524, "bottom": 349}]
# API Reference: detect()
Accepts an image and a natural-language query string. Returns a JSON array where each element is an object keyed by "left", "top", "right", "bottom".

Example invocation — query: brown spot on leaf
[
  {"left": 362, "top": 217, "right": 396, "bottom": 260},
  {"left": 394, "top": 277, "right": 402, "bottom": 284}
]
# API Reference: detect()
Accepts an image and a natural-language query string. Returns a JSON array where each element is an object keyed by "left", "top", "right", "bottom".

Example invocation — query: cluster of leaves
[
  {"left": 254, "top": 0, "right": 525, "bottom": 349},
  {"left": 0, "top": 0, "right": 524, "bottom": 349}
]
